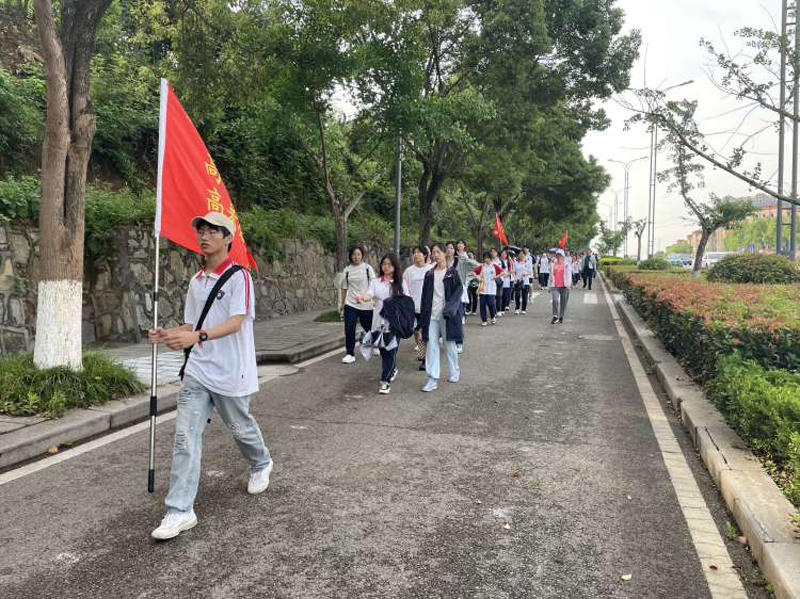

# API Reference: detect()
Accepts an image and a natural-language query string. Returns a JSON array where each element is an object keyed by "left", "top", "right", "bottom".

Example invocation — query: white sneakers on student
[
  {"left": 248, "top": 461, "right": 274, "bottom": 495},
  {"left": 379, "top": 382, "right": 391, "bottom": 394},
  {"left": 481, "top": 322, "right": 488, "bottom": 327},
  {"left": 342, "top": 354, "right": 356, "bottom": 364},
  {"left": 151, "top": 510, "right": 198, "bottom": 540},
  {"left": 421, "top": 378, "right": 438, "bottom": 392},
  {"left": 456, "top": 344, "right": 463, "bottom": 354},
  {"left": 514, "top": 309, "right": 520, "bottom": 315}
]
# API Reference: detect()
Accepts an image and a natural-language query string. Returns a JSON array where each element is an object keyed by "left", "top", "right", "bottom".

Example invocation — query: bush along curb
[{"left": 607, "top": 275, "right": 800, "bottom": 599}]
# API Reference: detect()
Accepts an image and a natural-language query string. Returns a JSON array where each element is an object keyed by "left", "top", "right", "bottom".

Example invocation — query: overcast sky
[{"left": 582, "top": 0, "right": 784, "bottom": 253}]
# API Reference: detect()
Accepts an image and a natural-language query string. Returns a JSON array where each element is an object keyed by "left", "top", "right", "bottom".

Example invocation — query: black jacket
[
  {"left": 380, "top": 295, "right": 416, "bottom": 339},
  {"left": 419, "top": 266, "right": 463, "bottom": 344}
]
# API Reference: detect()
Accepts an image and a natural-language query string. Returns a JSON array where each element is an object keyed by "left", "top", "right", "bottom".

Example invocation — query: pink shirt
[{"left": 553, "top": 263, "right": 565, "bottom": 288}]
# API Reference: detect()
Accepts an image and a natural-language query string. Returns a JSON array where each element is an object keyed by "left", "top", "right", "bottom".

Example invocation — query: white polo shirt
[{"left": 183, "top": 257, "right": 258, "bottom": 397}]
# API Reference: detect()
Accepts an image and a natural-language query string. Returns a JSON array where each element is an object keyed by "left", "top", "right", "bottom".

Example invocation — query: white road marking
[
  {"left": 583, "top": 292, "right": 598, "bottom": 304},
  {"left": 0, "top": 347, "right": 345, "bottom": 487},
  {"left": 599, "top": 280, "right": 747, "bottom": 598}
]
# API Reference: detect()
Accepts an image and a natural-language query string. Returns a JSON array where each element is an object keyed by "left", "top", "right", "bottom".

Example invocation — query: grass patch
[
  {"left": 0, "top": 352, "right": 145, "bottom": 418},
  {"left": 314, "top": 309, "right": 342, "bottom": 323}
]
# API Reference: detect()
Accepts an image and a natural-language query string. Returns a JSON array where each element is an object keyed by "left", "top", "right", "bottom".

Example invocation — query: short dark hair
[
  {"left": 348, "top": 245, "right": 366, "bottom": 262},
  {"left": 412, "top": 245, "right": 428, "bottom": 257},
  {"left": 483, "top": 251, "right": 492, "bottom": 260}
]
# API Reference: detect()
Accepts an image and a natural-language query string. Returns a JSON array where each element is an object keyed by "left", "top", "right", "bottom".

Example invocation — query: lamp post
[
  {"left": 647, "top": 79, "right": 694, "bottom": 258},
  {"left": 393, "top": 138, "right": 402, "bottom": 255},
  {"left": 609, "top": 156, "right": 648, "bottom": 257}
]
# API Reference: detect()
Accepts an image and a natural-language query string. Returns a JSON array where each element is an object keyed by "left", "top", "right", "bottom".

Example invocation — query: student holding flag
[
  {"left": 148, "top": 211, "right": 272, "bottom": 540},
  {"left": 146, "top": 80, "right": 270, "bottom": 540}
]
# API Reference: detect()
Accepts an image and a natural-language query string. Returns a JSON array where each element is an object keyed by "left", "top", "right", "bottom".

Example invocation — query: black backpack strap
[{"left": 179, "top": 265, "right": 244, "bottom": 380}]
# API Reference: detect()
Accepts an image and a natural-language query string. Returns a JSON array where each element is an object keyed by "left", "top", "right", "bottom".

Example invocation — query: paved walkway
[{"left": 0, "top": 283, "right": 768, "bottom": 598}]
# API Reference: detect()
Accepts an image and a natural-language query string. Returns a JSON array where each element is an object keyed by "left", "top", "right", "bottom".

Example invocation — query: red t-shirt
[{"left": 553, "top": 263, "right": 565, "bottom": 287}]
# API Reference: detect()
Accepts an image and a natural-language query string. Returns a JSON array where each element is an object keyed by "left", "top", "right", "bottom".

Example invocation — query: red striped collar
[{"left": 195, "top": 257, "right": 235, "bottom": 279}]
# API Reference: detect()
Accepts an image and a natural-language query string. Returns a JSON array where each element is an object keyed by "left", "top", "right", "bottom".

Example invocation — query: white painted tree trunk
[{"left": 33, "top": 279, "right": 83, "bottom": 370}]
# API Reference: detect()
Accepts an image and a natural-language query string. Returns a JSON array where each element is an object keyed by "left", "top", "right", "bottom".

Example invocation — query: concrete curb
[
  {"left": 0, "top": 338, "right": 343, "bottom": 471},
  {"left": 611, "top": 280, "right": 800, "bottom": 599}
]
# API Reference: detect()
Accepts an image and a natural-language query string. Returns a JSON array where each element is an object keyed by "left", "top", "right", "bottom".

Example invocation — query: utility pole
[
  {"left": 609, "top": 156, "right": 648, "bottom": 257},
  {"left": 777, "top": 0, "right": 788, "bottom": 256},
  {"left": 393, "top": 138, "right": 402, "bottom": 256},
  {"left": 792, "top": 2, "right": 799, "bottom": 259}
]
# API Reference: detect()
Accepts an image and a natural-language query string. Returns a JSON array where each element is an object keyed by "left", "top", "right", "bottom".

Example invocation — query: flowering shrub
[{"left": 611, "top": 270, "right": 800, "bottom": 380}]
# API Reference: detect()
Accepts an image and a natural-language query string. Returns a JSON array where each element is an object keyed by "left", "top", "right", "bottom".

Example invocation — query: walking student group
[{"left": 147, "top": 211, "right": 598, "bottom": 541}]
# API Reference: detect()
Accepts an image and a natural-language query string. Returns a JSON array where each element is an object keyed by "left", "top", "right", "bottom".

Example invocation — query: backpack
[{"left": 345, "top": 264, "right": 371, "bottom": 288}]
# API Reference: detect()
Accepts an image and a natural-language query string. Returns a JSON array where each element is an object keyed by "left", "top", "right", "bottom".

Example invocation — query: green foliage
[
  {"left": 707, "top": 253, "right": 800, "bottom": 285},
  {"left": 709, "top": 354, "right": 800, "bottom": 507},
  {"left": 600, "top": 257, "right": 637, "bottom": 267},
  {"left": 314, "top": 310, "right": 342, "bottom": 323},
  {"left": 666, "top": 240, "right": 693, "bottom": 255},
  {"left": 637, "top": 257, "right": 669, "bottom": 271},
  {"left": 0, "top": 352, "right": 144, "bottom": 418},
  {"left": 0, "top": 173, "right": 39, "bottom": 220},
  {"left": 0, "top": 65, "right": 44, "bottom": 174}
]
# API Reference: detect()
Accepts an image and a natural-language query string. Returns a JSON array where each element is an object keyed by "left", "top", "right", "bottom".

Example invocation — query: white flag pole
[{"left": 148, "top": 78, "right": 169, "bottom": 494}]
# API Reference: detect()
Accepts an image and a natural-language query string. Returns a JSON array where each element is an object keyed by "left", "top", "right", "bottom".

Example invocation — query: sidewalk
[{"left": 0, "top": 309, "right": 343, "bottom": 469}]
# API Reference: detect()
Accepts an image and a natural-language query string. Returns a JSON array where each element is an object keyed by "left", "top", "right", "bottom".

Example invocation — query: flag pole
[{"left": 149, "top": 78, "right": 169, "bottom": 493}]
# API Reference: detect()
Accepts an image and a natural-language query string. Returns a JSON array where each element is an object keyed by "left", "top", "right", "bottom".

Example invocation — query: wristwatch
[{"left": 198, "top": 330, "right": 209, "bottom": 343}]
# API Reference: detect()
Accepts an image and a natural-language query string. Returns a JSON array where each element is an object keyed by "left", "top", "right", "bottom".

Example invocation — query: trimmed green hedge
[
  {"left": 599, "top": 257, "right": 637, "bottom": 267},
  {"left": 710, "top": 354, "right": 800, "bottom": 506},
  {"left": 708, "top": 253, "right": 800, "bottom": 284},
  {"left": 637, "top": 257, "right": 669, "bottom": 271}
]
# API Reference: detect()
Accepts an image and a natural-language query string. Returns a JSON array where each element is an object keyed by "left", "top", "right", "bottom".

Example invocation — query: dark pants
[
  {"left": 379, "top": 346, "right": 398, "bottom": 383},
  {"left": 479, "top": 294, "right": 497, "bottom": 322},
  {"left": 539, "top": 273, "right": 549, "bottom": 288},
  {"left": 495, "top": 283, "right": 503, "bottom": 311},
  {"left": 514, "top": 284, "right": 529, "bottom": 311},
  {"left": 502, "top": 287, "right": 512, "bottom": 311},
  {"left": 344, "top": 305, "right": 373, "bottom": 356},
  {"left": 583, "top": 268, "right": 594, "bottom": 289},
  {"left": 468, "top": 286, "right": 479, "bottom": 313}
]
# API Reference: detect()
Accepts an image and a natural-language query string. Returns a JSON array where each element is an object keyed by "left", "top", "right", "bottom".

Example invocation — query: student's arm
[{"left": 163, "top": 316, "right": 246, "bottom": 350}]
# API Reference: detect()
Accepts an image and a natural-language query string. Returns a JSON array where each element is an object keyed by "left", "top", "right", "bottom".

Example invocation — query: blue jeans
[
  {"left": 425, "top": 317, "right": 460, "bottom": 381},
  {"left": 165, "top": 376, "right": 272, "bottom": 513}
]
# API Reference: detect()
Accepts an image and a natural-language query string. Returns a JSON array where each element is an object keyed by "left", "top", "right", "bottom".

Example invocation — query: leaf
[
  {"left": 48, "top": 445, "right": 59, "bottom": 454},
  {"left": 511, "top": 470, "right": 521, "bottom": 478},
  {"left": 620, "top": 574, "right": 632, "bottom": 581}
]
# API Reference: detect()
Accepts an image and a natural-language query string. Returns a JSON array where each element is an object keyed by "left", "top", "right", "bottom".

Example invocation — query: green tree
[{"left": 665, "top": 240, "right": 693, "bottom": 255}]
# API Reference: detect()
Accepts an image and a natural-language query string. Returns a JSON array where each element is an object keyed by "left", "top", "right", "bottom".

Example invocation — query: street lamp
[
  {"left": 608, "top": 156, "right": 648, "bottom": 257},
  {"left": 647, "top": 79, "right": 694, "bottom": 258},
  {"left": 598, "top": 202, "right": 614, "bottom": 229}
]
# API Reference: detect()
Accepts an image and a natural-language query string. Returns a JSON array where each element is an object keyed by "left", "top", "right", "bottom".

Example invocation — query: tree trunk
[
  {"left": 32, "top": 0, "right": 110, "bottom": 370},
  {"left": 692, "top": 231, "right": 710, "bottom": 278},
  {"left": 417, "top": 155, "right": 448, "bottom": 246},
  {"left": 333, "top": 207, "right": 348, "bottom": 272},
  {"left": 637, "top": 235, "right": 642, "bottom": 262}
]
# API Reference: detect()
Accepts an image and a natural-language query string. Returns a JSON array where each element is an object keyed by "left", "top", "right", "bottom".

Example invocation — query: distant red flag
[
  {"left": 558, "top": 230, "right": 569, "bottom": 249},
  {"left": 492, "top": 213, "right": 509, "bottom": 246},
  {"left": 155, "top": 79, "right": 257, "bottom": 271}
]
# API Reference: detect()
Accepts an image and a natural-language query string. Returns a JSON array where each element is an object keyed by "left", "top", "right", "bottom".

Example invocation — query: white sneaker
[
  {"left": 151, "top": 510, "right": 198, "bottom": 540},
  {"left": 514, "top": 309, "right": 520, "bottom": 315},
  {"left": 373, "top": 348, "right": 380, "bottom": 356},
  {"left": 456, "top": 344, "right": 463, "bottom": 354},
  {"left": 521, "top": 310, "right": 527, "bottom": 315},
  {"left": 491, "top": 317, "right": 497, "bottom": 325},
  {"left": 462, "top": 316, "right": 466, "bottom": 325},
  {"left": 379, "top": 382, "right": 391, "bottom": 394},
  {"left": 481, "top": 322, "right": 488, "bottom": 327},
  {"left": 342, "top": 354, "right": 356, "bottom": 364},
  {"left": 248, "top": 461, "right": 274, "bottom": 495}
]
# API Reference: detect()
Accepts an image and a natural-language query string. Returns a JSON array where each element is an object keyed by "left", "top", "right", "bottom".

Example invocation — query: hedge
[
  {"left": 710, "top": 354, "right": 800, "bottom": 506},
  {"left": 707, "top": 253, "right": 800, "bottom": 285},
  {"left": 610, "top": 270, "right": 800, "bottom": 381}
]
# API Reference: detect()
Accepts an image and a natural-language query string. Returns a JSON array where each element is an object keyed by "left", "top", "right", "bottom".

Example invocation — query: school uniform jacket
[{"left": 418, "top": 266, "right": 464, "bottom": 344}]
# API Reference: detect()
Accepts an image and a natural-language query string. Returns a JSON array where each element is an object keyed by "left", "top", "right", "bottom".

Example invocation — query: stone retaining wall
[{"left": 0, "top": 222, "right": 377, "bottom": 354}]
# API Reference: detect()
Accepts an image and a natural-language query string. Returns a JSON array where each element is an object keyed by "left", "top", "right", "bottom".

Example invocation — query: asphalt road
[{"left": 0, "top": 282, "right": 769, "bottom": 598}]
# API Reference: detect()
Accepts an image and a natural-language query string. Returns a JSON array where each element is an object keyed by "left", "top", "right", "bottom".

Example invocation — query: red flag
[
  {"left": 492, "top": 213, "right": 509, "bottom": 246},
  {"left": 155, "top": 80, "right": 257, "bottom": 271},
  {"left": 558, "top": 230, "right": 569, "bottom": 249}
]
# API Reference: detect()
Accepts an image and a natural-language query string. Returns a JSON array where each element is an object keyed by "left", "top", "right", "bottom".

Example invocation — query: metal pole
[
  {"left": 650, "top": 126, "right": 659, "bottom": 258},
  {"left": 393, "top": 138, "right": 402, "bottom": 256},
  {"left": 624, "top": 166, "right": 630, "bottom": 257},
  {"left": 778, "top": 0, "right": 788, "bottom": 255},
  {"left": 792, "top": 4, "right": 799, "bottom": 259},
  {"left": 613, "top": 190, "right": 620, "bottom": 232},
  {"left": 647, "top": 127, "right": 655, "bottom": 258},
  {"left": 148, "top": 238, "right": 160, "bottom": 493},
  {"left": 149, "top": 78, "right": 169, "bottom": 493}
]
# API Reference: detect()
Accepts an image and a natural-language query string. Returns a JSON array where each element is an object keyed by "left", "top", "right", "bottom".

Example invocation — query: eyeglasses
[{"left": 196, "top": 227, "right": 223, "bottom": 238}]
